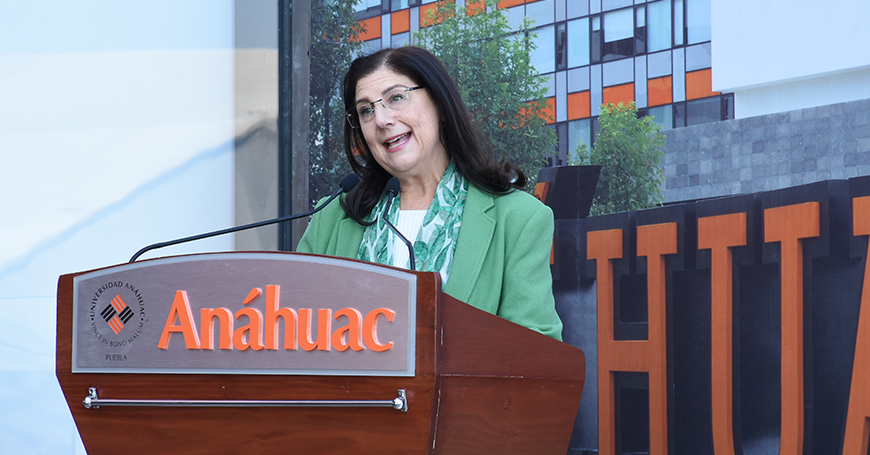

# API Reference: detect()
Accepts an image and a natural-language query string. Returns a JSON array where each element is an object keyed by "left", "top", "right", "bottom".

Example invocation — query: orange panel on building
[
  {"left": 543, "top": 97, "right": 556, "bottom": 124},
  {"left": 686, "top": 68, "right": 721, "bottom": 101},
  {"left": 647, "top": 76, "right": 673, "bottom": 107},
  {"left": 467, "top": 0, "right": 486, "bottom": 15},
  {"left": 356, "top": 16, "right": 382, "bottom": 41},
  {"left": 520, "top": 98, "right": 556, "bottom": 125},
  {"left": 420, "top": 2, "right": 446, "bottom": 28},
  {"left": 391, "top": 9, "right": 410, "bottom": 35},
  {"left": 497, "top": 0, "right": 527, "bottom": 8},
  {"left": 567, "top": 91, "right": 591, "bottom": 120},
  {"left": 602, "top": 83, "right": 635, "bottom": 107}
]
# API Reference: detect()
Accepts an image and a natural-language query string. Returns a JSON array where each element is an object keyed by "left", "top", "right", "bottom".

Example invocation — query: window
[
  {"left": 644, "top": 105, "right": 674, "bottom": 130},
  {"left": 673, "top": 0, "right": 685, "bottom": 46},
  {"left": 531, "top": 25, "right": 556, "bottom": 74},
  {"left": 591, "top": 16, "right": 603, "bottom": 63},
  {"left": 686, "top": 0, "right": 711, "bottom": 44},
  {"left": 590, "top": 4, "right": 666, "bottom": 62},
  {"left": 602, "top": 8, "right": 634, "bottom": 61},
  {"left": 556, "top": 23, "right": 567, "bottom": 71},
  {"left": 647, "top": 0, "right": 671, "bottom": 52},
  {"left": 686, "top": 96, "right": 720, "bottom": 125},
  {"left": 355, "top": 0, "right": 382, "bottom": 13},
  {"left": 634, "top": 7, "right": 646, "bottom": 55},
  {"left": 568, "top": 119, "right": 593, "bottom": 161},
  {"left": 568, "top": 18, "right": 590, "bottom": 68}
]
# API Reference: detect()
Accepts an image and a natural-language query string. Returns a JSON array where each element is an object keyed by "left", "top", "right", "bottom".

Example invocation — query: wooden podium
[{"left": 57, "top": 252, "right": 585, "bottom": 454}]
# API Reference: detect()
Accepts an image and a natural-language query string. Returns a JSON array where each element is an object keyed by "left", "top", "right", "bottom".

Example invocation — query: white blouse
[{"left": 392, "top": 209, "right": 426, "bottom": 270}]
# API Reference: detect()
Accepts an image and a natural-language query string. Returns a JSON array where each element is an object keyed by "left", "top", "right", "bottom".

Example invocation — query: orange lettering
[
  {"left": 233, "top": 307, "right": 264, "bottom": 351},
  {"left": 200, "top": 308, "right": 233, "bottom": 350},
  {"left": 363, "top": 308, "right": 395, "bottom": 352},
  {"left": 298, "top": 308, "right": 332, "bottom": 351},
  {"left": 588, "top": 223, "right": 676, "bottom": 455},
  {"left": 764, "top": 202, "right": 820, "bottom": 455},
  {"left": 637, "top": 222, "right": 676, "bottom": 455},
  {"left": 587, "top": 228, "right": 622, "bottom": 455},
  {"left": 264, "top": 285, "right": 297, "bottom": 350},
  {"left": 843, "top": 196, "right": 870, "bottom": 455},
  {"left": 698, "top": 213, "right": 747, "bottom": 455},
  {"left": 158, "top": 290, "right": 200, "bottom": 350},
  {"left": 332, "top": 308, "right": 365, "bottom": 352}
]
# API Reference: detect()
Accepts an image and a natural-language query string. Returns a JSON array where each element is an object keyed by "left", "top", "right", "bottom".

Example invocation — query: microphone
[
  {"left": 381, "top": 178, "right": 416, "bottom": 271},
  {"left": 129, "top": 174, "right": 361, "bottom": 262}
]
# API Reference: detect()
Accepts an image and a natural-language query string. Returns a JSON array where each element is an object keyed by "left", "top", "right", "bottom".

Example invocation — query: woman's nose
[{"left": 372, "top": 103, "right": 395, "bottom": 127}]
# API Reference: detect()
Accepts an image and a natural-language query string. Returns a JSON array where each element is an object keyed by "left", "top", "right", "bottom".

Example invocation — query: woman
[{"left": 297, "top": 46, "right": 563, "bottom": 340}]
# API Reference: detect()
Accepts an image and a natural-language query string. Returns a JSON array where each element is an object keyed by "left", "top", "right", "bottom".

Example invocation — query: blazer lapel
[
  {"left": 444, "top": 185, "right": 495, "bottom": 303},
  {"left": 334, "top": 217, "right": 365, "bottom": 258}
]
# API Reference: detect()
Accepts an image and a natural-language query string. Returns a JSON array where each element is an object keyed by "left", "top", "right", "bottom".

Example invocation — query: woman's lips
[{"left": 383, "top": 132, "right": 411, "bottom": 151}]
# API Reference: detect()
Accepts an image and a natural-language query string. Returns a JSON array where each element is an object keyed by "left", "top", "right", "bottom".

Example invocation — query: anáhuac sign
[
  {"left": 72, "top": 253, "right": 416, "bottom": 376},
  {"left": 552, "top": 177, "right": 870, "bottom": 454}
]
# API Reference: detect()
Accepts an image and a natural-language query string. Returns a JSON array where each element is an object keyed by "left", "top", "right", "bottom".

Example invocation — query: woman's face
[{"left": 354, "top": 67, "right": 448, "bottom": 185}]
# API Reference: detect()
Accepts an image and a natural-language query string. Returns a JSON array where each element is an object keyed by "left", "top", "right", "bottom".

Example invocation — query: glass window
[
  {"left": 354, "top": 0, "right": 381, "bottom": 12},
  {"left": 568, "top": 18, "right": 590, "bottom": 68},
  {"left": 556, "top": 23, "right": 568, "bottom": 71},
  {"left": 647, "top": 0, "right": 671, "bottom": 52},
  {"left": 526, "top": 0, "right": 556, "bottom": 24},
  {"left": 568, "top": 119, "right": 593, "bottom": 162},
  {"left": 591, "top": 16, "right": 603, "bottom": 63},
  {"left": 686, "top": 96, "right": 720, "bottom": 125},
  {"left": 646, "top": 105, "right": 674, "bottom": 130},
  {"left": 567, "top": 0, "right": 590, "bottom": 19},
  {"left": 391, "top": 0, "right": 409, "bottom": 10},
  {"left": 634, "top": 7, "right": 646, "bottom": 55},
  {"left": 531, "top": 25, "right": 556, "bottom": 74},
  {"left": 603, "top": 8, "right": 633, "bottom": 61},
  {"left": 674, "top": 101, "right": 687, "bottom": 127},
  {"left": 673, "top": 0, "right": 684, "bottom": 46},
  {"left": 686, "top": 0, "right": 711, "bottom": 44},
  {"left": 557, "top": 123, "right": 568, "bottom": 165},
  {"left": 722, "top": 94, "right": 735, "bottom": 120}
]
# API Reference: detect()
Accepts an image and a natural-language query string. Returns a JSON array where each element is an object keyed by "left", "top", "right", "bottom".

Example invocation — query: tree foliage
[
  {"left": 308, "top": 0, "right": 362, "bottom": 207},
  {"left": 572, "top": 102, "right": 665, "bottom": 215},
  {"left": 413, "top": 0, "right": 555, "bottom": 189}
]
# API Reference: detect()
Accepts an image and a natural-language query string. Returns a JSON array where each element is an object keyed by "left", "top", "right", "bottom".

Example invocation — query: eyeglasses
[{"left": 346, "top": 86, "right": 426, "bottom": 128}]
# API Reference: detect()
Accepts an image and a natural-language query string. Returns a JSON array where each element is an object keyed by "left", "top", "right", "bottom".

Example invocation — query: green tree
[
  {"left": 308, "top": 0, "right": 363, "bottom": 207},
  {"left": 573, "top": 102, "right": 665, "bottom": 215},
  {"left": 414, "top": 0, "right": 555, "bottom": 189}
]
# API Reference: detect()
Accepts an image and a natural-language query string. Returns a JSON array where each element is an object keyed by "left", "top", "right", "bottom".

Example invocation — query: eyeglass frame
[{"left": 346, "top": 86, "right": 426, "bottom": 128}]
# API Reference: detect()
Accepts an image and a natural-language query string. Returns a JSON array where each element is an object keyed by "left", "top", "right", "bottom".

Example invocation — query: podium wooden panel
[{"left": 57, "top": 253, "right": 584, "bottom": 454}]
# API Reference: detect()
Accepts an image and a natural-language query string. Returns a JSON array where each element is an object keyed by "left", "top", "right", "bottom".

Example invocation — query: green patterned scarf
[{"left": 357, "top": 161, "right": 468, "bottom": 286}]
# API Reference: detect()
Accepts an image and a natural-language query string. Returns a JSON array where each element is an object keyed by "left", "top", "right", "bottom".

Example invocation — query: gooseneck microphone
[
  {"left": 382, "top": 178, "right": 417, "bottom": 271},
  {"left": 128, "top": 174, "right": 361, "bottom": 263}
]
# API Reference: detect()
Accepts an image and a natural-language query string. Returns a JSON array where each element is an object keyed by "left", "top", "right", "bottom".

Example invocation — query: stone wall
[{"left": 662, "top": 98, "right": 870, "bottom": 204}]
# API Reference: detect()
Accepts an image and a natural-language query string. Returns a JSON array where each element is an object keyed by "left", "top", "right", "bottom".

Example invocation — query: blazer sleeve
[
  {"left": 296, "top": 197, "right": 332, "bottom": 254},
  {"left": 497, "top": 200, "right": 564, "bottom": 341}
]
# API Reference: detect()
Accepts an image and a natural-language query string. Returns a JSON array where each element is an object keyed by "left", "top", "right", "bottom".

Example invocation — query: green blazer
[{"left": 297, "top": 184, "right": 563, "bottom": 340}]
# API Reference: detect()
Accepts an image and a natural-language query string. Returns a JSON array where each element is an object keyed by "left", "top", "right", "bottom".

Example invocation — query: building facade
[
  {"left": 352, "top": 0, "right": 870, "bottom": 204},
  {"left": 353, "top": 0, "right": 732, "bottom": 167}
]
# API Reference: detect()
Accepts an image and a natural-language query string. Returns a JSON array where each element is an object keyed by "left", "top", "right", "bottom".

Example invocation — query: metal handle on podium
[{"left": 83, "top": 387, "right": 408, "bottom": 412}]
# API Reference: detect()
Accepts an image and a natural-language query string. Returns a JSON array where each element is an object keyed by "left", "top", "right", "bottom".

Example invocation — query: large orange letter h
[
  {"left": 588, "top": 222, "right": 677, "bottom": 455},
  {"left": 764, "top": 202, "right": 820, "bottom": 455}
]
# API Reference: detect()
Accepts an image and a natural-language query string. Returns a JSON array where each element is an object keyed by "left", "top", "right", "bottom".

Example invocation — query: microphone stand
[
  {"left": 129, "top": 174, "right": 359, "bottom": 263},
  {"left": 382, "top": 179, "right": 416, "bottom": 271}
]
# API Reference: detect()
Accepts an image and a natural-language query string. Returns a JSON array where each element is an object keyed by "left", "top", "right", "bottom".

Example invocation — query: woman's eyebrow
[{"left": 355, "top": 84, "right": 409, "bottom": 104}]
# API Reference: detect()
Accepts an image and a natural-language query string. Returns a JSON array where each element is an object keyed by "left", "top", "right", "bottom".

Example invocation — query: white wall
[
  {"left": 0, "top": 1, "right": 235, "bottom": 453},
  {"left": 712, "top": 0, "right": 870, "bottom": 117}
]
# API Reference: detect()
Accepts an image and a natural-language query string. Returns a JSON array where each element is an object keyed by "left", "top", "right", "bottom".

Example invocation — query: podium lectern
[{"left": 57, "top": 252, "right": 585, "bottom": 454}]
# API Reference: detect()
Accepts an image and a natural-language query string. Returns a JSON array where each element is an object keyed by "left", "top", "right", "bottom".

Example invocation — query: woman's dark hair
[{"left": 340, "top": 46, "right": 528, "bottom": 223}]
